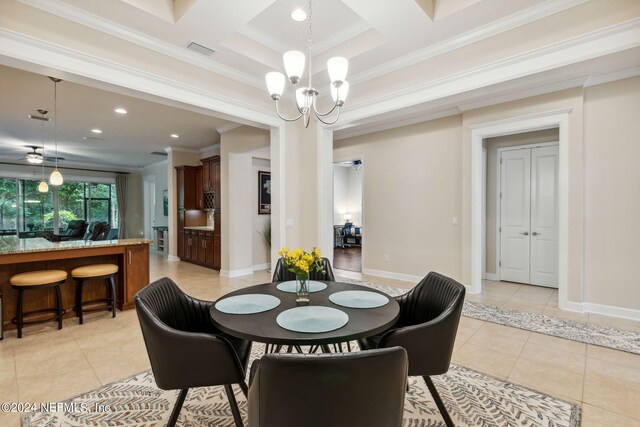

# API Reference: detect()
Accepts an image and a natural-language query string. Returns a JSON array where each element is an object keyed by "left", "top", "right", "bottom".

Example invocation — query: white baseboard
[
  {"left": 583, "top": 302, "right": 640, "bottom": 321},
  {"left": 484, "top": 273, "right": 499, "bottom": 281},
  {"left": 167, "top": 255, "right": 180, "bottom": 262},
  {"left": 361, "top": 267, "right": 422, "bottom": 284},
  {"left": 558, "top": 300, "right": 585, "bottom": 313},
  {"left": 253, "top": 263, "right": 271, "bottom": 272},
  {"left": 220, "top": 268, "right": 254, "bottom": 278}
]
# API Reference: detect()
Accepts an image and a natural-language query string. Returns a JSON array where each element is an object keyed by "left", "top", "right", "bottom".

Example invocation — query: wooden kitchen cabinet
[
  {"left": 195, "top": 166, "right": 204, "bottom": 209},
  {"left": 202, "top": 158, "right": 212, "bottom": 191},
  {"left": 123, "top": 244, "right": 150, "bottom": 309},
  {"left": 175, "top": 166, "right": 199, "bottom": 210}
]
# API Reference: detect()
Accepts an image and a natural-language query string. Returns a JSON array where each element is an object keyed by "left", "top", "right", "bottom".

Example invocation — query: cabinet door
[
  {"left": 202, "top": 160, "right": 212, "bottom": 191},
  {"left": 213, "top": 158, "right": 221, "bottom": 208},
  {"left": 197, "top": 235, "right": 207, "bottom": 264},
  {"left": 124, "top": 244, "right": 150, "bottom": 309},
  {"left": 205, "top": 236, "right": 215, "bottom": 267},
  {"left": 195, "top": 166, "right": 204, "bottom": 209},
  {"left": 183, "top": 167, "right": 197, "bottom": 210}
]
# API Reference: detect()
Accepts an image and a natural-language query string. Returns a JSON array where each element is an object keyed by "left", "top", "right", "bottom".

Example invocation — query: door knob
[
  {"left": 519, "top": 231, "right": 529, "bottom": 236},
  {"left": 532, "top": 232, "right": 541, "bottom": 236}
]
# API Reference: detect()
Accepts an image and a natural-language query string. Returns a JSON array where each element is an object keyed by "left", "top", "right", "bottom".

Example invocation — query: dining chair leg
[
  {"left": 239, "top": 381, "right": 249, "bottom": 398},
  {"left": 321, "top": 344, "right": 331, "bottom": 353},
  {"left": 424, "top": 376, "right": 455, "bottom": 427},
  {"left": 294, "top": 345, "right": 303, "bottom": 353},
  {"left": 167, "top": 388, "right": 188, "bottom": 427},
  {"left": 225, "top": 384, "right": 244, "bottom": 427}
]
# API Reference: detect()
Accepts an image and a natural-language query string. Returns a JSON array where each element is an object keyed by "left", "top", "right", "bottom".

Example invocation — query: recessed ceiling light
[
  {"left": 91, "top": 129, "right": 102, "bottom": 134},
  {"left": 170, "top": 134, "right": 180, "bottom": 138},
  {"left": 114, "top": 108, "right": 127, "bottom": 114},
  {"left": 291, "top": 8, "right": 307, "bottom": 22}
]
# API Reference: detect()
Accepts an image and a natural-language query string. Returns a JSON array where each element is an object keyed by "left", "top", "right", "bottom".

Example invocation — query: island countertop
[
  {"left": 0, "top": 237, "right": 152, "bottom": 330},
  {"left": 0, "top": 236, "right": 153, "bottom": 256}
]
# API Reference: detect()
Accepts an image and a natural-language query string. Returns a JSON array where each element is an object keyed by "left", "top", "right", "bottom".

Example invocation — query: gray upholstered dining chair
[
  {"left": 358, "top": 271, "right": 466, "bottom": 427},
  {"left": 248, "top": 347, "right": 408, "bottom": 427},
  {"left": 135, "top": 277, "right": 252, "bottom": 427}
]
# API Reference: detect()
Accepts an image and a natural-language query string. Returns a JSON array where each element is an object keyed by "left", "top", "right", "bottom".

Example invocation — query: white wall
[
  {"left": 253, "top": 157, "right": 271, "bottom": 269},
  {"left": 142, "top": 161, "right": 168, "bottom": 228},
  {"left": 220, "top": 126, "right": 270, "bottom": 276},
  {"left": 333, "top": 165, "right": 363, "bottom": 226}
]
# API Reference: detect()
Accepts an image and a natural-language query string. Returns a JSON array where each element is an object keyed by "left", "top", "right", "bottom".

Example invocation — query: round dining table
[{"left": 209, "top": 281, "right": 400, "bottom": 348}]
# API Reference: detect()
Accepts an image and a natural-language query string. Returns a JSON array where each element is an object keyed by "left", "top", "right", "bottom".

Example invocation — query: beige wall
[
  {"left": 583, "top": 76, "right": 640, "bottom": 311},
  {"left": 142, "top": 161, "right": 169, "bottom": 228},
  {"left": 484, "top": 129, "right": 559, "bottom": 275},
  {"left": 337, "top": 77, "right": 640, "bottom": 313},
  {"left": 335, "top": 115, "right": 463, "bottom": 280}
]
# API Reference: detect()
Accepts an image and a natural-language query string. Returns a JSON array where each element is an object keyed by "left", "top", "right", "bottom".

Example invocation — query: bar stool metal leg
[
  {"left": 108, "top": 276, "right": 116, "bottom": 317},
  {"left": 75, "top": 279, "right": 85, "bottom": 325},
  {"left": 16, "top": 288, "right": 23, "bottom": 339},
  {"left": 54, "top": 285, "right": 63, "bottom": 330}
]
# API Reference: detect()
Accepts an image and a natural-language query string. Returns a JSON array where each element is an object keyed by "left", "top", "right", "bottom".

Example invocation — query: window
[{"left": 0, "top": 177, "right": 119, "bottom": 236}]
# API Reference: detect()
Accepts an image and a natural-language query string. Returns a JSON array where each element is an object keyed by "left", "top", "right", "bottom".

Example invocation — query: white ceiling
[
  {"left": 3, "top": 0, "right": 639, "bottom": 168},
  {"left": 0, "top": 64, "right": 232, "bottom": 169}
]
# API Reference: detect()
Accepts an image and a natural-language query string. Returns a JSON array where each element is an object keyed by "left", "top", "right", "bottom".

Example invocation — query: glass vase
[{"left": 295, "top": 274, "right": 310, "bottom": 304}]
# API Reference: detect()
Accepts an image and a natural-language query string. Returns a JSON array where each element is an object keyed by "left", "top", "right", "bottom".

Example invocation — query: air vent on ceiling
[
  {"left": 187, "top": 42, "right": 215, "bottom": 56},
  {"left": 151, "top": 151, "right": 168, "bottom": 156},
  {"left": 83, "top": 136, "right": 103, "bottom": 142},
  {"left": 29, "top": 114, "right": 50, "bottom": 121}
]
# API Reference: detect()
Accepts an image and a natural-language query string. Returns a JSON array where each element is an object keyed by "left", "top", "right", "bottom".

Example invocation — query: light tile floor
[{"left": 0, "top": 251, "right": 639, "bottom": 426}]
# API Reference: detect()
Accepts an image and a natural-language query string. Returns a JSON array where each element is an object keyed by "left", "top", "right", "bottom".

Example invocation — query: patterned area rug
[
  {"left": 23, "top": 343, "right": 580, "bottom": 427},
  {"left": 341, "top": 278, "right": 640, "bottom": 355}
]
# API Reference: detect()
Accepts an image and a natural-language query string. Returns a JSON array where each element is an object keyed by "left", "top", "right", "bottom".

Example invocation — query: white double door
[{"left": 500, "top": 145, "right": 559, "bottom": 288}]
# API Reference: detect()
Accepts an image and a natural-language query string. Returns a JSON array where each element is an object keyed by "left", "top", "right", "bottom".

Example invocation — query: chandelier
[{"left": 265, "top": 0, "right": 349, "bottom": 128}]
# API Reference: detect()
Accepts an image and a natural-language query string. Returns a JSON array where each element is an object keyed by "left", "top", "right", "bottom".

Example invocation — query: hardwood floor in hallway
[{"left": 333, "top": 247, "right": 362, "bottom": 272}]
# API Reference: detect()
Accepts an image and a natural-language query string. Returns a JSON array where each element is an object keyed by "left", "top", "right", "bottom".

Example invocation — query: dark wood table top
[{"left": 210, "top": 281, "right": 400, "bottom": 346}]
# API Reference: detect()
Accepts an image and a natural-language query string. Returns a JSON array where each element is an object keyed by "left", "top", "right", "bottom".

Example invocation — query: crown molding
[
  {"left": 216, "top": 123, "right": 243, "bottom": 134},
  {"left": 349, "top": 0, "right": 590, "bottom": 86},
  {"left": 139, "top": 159, "right": 168, "bottom": 170},
  {"left": 334, "top": 107, "right": 461, "bottom": 141},
  {"left": 335, "top": 17, "right": 640, "bottom": 127},
  {"left": 165, "top": 146, "right": 199, "bottom": 154},
  {"left": 199, "top": 144, "right": 220, "bottom": 158},
  {"left": 18, "top": 0, "right": 265, "bottom": 90},
  {"left": 583, "top": 65, "right": 640, "bottom": 87}
]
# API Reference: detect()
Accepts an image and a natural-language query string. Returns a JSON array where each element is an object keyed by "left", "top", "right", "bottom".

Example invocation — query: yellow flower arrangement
[{"left": 279, "top": 247, "right": 324, "bottom": 278}]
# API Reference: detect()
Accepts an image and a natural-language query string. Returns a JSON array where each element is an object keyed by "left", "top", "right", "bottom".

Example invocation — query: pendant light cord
[{"left": 53, "top": 79, "right": 58, "bottom": 171}]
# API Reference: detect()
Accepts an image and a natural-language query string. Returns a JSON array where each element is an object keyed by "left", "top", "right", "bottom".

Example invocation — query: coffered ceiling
[{"left": 1, "top": 0, "right": 639, "bottom": 168}]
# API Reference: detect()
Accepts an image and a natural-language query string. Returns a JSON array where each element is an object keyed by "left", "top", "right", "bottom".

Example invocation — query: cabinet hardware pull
[{"left": 128, "top": 251, "right": 131, "bottom": 264}]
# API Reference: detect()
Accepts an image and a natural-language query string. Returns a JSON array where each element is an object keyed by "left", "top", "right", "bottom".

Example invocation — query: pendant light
[
  {"left": 37, "top": 109, "right": 49, "bottom": 193},
  {"left": 49, "top": 77, "right": 64, "bottom": 186}
]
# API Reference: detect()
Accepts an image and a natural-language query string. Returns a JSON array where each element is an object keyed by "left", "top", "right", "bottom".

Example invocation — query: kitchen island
[{"left": 0, "top": 236, "right": 152, "bottom": 331}]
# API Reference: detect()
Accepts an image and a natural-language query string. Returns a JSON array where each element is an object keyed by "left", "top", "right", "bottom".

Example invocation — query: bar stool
[
  {"left": 10, "top": 270, "right": 67, "bottom": 338},
  {"left": 71, "top": 264, "right": 118, "bottom": 324}
]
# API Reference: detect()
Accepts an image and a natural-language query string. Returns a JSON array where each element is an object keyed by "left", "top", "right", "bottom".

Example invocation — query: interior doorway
[
  {"left": 500, "top": 144, "right": 559, "bottom": 287},
  {"left": 142, "top": 177, "right": 155, "bottom": 241},
  {"left": 333, "top": 158, "right": 363, "bottom": 272},
  {"left": 483, "top": 129, "right": 560, "bottom": 288}
]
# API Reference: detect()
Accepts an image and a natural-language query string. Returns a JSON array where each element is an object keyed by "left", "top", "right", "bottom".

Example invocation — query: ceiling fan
[
  {"left": 19, "top": 146, "right": 65, "bottom": 164},
  {"left": 334, "top": 159, "right": 363, "bottom": 170}
]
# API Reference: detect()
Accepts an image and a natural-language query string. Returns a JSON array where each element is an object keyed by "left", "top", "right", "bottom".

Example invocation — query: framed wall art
[{"left": 258, "top": 171, "right": 271, "bottom": 214}]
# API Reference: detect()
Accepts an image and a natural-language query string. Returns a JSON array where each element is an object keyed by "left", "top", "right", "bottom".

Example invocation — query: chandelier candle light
[
  {"left": 49, "top": 77, "right": 63, "bottom": 186},
  {"left": 265, "top": 0, "right": 349, "bottom": 128}
]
